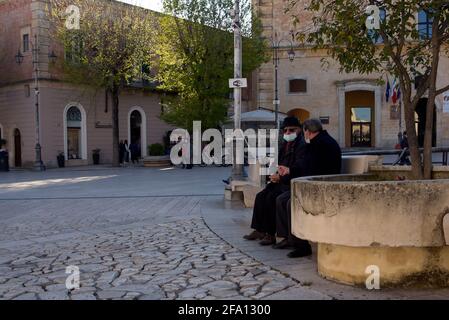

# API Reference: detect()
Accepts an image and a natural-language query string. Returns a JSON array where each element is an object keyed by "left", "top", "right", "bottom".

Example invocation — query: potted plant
[
  {"left": 92, "top": 149, "right": 101, "bottom": 165},
  {"left": 56, "top": 151, "right": 65, "bottom": 168},
  {"left": 148, "top": 143, "right": 165, "bottom": 156}
]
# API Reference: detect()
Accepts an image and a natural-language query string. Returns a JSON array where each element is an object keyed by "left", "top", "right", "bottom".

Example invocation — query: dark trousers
[
  {"left": 276, "top": 191, "right": 310, "bottom": 249},
  {"left": 251, "top": 183, "right": 288, "bottom": 236},
  {"left": 399, "top": 149, "right": 411, "bottom": 165}
]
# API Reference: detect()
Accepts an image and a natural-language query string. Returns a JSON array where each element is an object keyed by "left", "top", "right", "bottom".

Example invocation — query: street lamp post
[
  {"left": 230, "top": 0, "right": 245, "bottom": 181},
  {"left": 270, "top": 32, "right": 296, "bottom": 130},
  {"left": 15, "top": 34, "right": 53, "bottom": 171},
  {"left": 32, "top": 34, "right": 46, "bottom": 171}
]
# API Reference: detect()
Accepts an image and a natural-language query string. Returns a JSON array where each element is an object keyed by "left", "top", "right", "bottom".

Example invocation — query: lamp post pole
[
  {"left": 32, "top": 34, "right": 45, "bottom": 171},
  {"left": 273, "top": 41, "right": 280, "bottom": 130},
  {"left": 230, "top": 0, "right": 245, "bottom": 181}
]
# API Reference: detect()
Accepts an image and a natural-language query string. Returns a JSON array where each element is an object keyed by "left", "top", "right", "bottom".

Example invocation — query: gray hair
[{"left": 303, "top": 119, "right": 323, "bottom": 133}]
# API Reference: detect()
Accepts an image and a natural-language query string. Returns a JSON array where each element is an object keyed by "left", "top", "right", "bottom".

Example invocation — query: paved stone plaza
[{"left": 0, "top": 166, "right": 449, "bottom": 300}]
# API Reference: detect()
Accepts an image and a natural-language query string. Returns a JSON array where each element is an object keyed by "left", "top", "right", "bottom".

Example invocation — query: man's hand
[
  {"left": 269, "top": 174, "right": 280, "bottom": 183},
  {"left": 278, "top": 166, "right": 290, "bottom": 177}
]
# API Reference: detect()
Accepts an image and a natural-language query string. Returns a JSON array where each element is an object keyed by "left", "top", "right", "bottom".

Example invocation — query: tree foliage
[
  {"left": 156, "top": 0, "right": 268, "bottom": 132},
  {"left": 286, "top": 0, "right": 449, "bottom": 179}
]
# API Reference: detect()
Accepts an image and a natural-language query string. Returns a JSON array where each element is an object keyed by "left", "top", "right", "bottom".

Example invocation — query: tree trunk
[
  {"left": 423, "top": 23, "right": 441, "bottom": 180},
  {"left": 423, "top": 94, "right": 436, "bottom": 180},
  {"left": 111, "top": 85, "right": 120, "bottom": 167},
  {"left": 403, "top": 100, "right": 423, "bottom": 180}
]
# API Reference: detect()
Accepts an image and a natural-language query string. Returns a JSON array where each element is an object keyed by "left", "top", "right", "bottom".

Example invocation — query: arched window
[{"left": 67, "top": 106, "right": 82, "bottom": 123}]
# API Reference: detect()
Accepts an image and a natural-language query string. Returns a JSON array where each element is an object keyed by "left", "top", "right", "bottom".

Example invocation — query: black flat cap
[{"left": 281, "top": 116, "right": 301, "bottom": 129}]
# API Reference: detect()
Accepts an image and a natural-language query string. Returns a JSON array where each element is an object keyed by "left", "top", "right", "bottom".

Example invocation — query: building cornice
[{"left": 335, "top": 79, "right": 381, "bottom": 88}]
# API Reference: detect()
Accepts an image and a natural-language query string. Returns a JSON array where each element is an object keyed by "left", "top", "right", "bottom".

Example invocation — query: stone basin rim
[
  {"left": 292, "top": 174, "right": 449, "bottom": 186},
  {"left": 292, "top": 173, "right": 449, "bottom": 248}
]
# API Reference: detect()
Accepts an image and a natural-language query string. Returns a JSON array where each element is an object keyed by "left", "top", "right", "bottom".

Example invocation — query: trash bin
[{"left": 0, "top": 151, "right": 9, "bottom": 172}]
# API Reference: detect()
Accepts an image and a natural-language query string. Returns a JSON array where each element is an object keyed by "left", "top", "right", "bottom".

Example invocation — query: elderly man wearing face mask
[
  {"left": 275, "top": 118, "right": 342, "bottom": 258},
  {"left": 243, "top": 116, "right": 307, "bottom": 246}
]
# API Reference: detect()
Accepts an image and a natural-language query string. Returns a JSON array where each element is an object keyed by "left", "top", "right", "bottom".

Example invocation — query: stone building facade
[
  {"left": 252, "top": 0, "right": 449, "bottom": 149},
  {"left": 0, "top": 0, "right": 173, "bottom": 168}
]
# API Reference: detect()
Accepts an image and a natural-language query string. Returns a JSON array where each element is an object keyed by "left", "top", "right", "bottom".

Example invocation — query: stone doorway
[{"left": 345, "top": 91, "right": 375, "bottom": 148}]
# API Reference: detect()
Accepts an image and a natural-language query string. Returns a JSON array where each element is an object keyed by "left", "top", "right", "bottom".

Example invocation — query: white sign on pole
[
  {"left": 229, "top": 78, "right": 247, "bottom": 88},
  {"left": 443, "top": 92, "right": 449, "bottom": 113}
]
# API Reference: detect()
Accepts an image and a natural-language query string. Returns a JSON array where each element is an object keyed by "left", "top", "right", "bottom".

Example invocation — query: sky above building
[{"left": 118, "top": 0, "right": 163, "bottom": 12}]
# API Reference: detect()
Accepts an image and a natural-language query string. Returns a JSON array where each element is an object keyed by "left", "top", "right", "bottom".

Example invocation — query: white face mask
[
  {"left": 283, "top": 133, "right": 297, "bottom": 142},
  {"left": 304, "top": 131, "right": 311, "bottom": 144}
]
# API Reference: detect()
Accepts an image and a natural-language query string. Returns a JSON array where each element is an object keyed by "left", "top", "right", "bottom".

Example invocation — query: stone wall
[{"left": 0, "top": 0, "right": 34, "bottom": 85}]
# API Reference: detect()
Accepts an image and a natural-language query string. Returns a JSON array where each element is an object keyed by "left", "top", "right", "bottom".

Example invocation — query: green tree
[
  {"left": 50, "top": 0, "right": 156, "bottom": 166},
  {"left": 156, "top": 0, "right": 268, "bottom": 132},
  {"left": 287, "top": 0, "right": 449, "bottom": 179}
]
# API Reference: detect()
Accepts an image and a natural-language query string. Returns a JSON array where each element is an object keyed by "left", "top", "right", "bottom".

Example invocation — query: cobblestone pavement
[
  {"left": 0, "top": 218, "right": 301, "bottom": 300},
  {"left": 6, "top": 167, "right": 446, "bottom": 300},
  {"left": 0, "top": 167, "right": 314, "bottom": 300}
]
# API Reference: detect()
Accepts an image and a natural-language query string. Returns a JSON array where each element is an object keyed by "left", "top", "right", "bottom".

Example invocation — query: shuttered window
[{"left": 289, "top": 79, "right": 307, "bottom": 94}]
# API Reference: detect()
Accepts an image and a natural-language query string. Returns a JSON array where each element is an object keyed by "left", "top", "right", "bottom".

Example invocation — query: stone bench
[
  {"left": 291, "top": 167, "right": 449, "bottom": 287},
  {"left": 225, "top": 162, "right": 265, "bottom": 207}
]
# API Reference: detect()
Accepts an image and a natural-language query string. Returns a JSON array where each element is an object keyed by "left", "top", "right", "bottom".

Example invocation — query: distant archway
[
  {"left": 128, "top": 107, "right": 147, "bottom": 158},
  {"left": 415, "top": 98, "right": 436, "bottom": 147},
  {"left": 287, "top": 108, "right": 310, "bottom": 123}
]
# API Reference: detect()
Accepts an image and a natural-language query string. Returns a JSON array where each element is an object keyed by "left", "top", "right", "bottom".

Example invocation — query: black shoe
[
  {"left": 243, "top": 230, "right": 265, "bottom": 241},
  {"left": 272, "top": 239, "right": 291, "bottom": 250},
  {"left": 259, "top": 235, "right": 276, "bottom": 246},
  {"left": 287, "top": 245, "right": 312, "bottom": 258}
]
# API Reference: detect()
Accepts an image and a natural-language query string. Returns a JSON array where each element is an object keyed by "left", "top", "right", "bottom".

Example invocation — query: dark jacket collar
[{"left": 310, "top": 130, "right": 329, "bottom": 144}]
